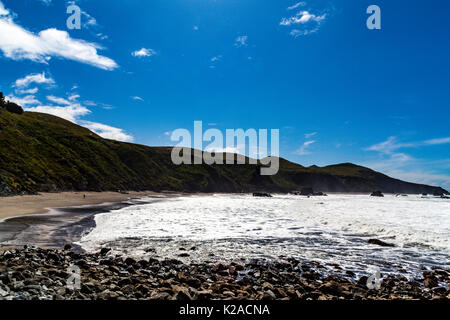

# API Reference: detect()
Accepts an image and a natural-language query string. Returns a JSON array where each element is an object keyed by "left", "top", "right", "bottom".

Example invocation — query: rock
[
  {"left": 370, "top": 191, "right": 384, "bottom": 197},
  {"left": 63, "top": 244, "right": 72, "bottom": 251},
  {"left": 185, "top": 278, "right": 202, "bottom": 289},
  {"left": 300, "top": 187, "right": 314, "bottom": 196},
  {"left": 124, "top": 257, "right": 136, "bottom": 266},
  {"left": 253, "top": 192, "right": 272, "bottom": 197},
  {"left": 99, "top": 248, "right": 111, "bottom": 256},
  {"left": 47, "top": 252, "right": 60, "bottom": 262},
  {"left": 424, "top": 276, "right": 438, "bottom": 289},
  {"left": 357, "top": 276, "right": 369, "bottom": 287},
  {"left": 319, "top": 281, "right": 343, "bottom": 296},
  {"left": 263, "top": 290, "right": 277, "bottom": 300},
  {"left": 172, "top": 285, "right": 192, "bottom": 300},
  {"left": 0, "top": 286, "right": 8, "bottom": 297},
  {"left": 368, "top": 239, "right": 395, "bottom": 247}
]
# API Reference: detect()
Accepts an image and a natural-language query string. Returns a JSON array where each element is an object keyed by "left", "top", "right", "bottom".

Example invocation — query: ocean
[{"left": 78, "top": 194, "right": 450, "bottom": 279}]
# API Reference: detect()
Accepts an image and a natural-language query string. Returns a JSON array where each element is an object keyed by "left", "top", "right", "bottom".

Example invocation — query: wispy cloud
[
  {"left": 287, "top": 2, "right": 306, "bottom": 11},
  {"left": 0, "top": 1, "right": 117, "bottom": 70},
  {"left": 80, "top": 121, "right": 134, "bottom": 142},
  {"left": 366, "top": 136, "right": 450, "bottom": 154},
  {"left": 234, "top": 35, "right": 248, "bottom": 47},
  {"left": 16, "top": 87, "right": 39, "bottom": 95},
  {"left": 280, "top": 3, "right": 328, "bottom": 37},
  {"left": 281, "top": 11, "right": 326, "bottom": 26},
  {"left": 6, "top": 73, "right": 133, "bottom": 142},
  {"left": 5, "top": 94, "right": 40, "bottom": 107},
  {"left": 424, "top": 137, "right": 450, "bottom": 145},
  {"left": 305, "top": 131, "right": 317, "bottom": 139},
  {"left": 365, "top": 136, "right": 450, "bottom": 189},
  {"left": 131, "top": 96, "right": 144, "bottom": 102},
  {"left": 132, "top": 48, "right": 157, "bottom": 58},
  {"left": 14, "top": 72, "right": 54, "bottom": 88},
  {"left": 295, "top": 140, "right": 316, "bottom": 155}
]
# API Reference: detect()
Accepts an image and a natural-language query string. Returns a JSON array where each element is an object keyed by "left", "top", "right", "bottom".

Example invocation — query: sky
[{"left": 0, "top": 0, "right": 449, "bottom": 190}]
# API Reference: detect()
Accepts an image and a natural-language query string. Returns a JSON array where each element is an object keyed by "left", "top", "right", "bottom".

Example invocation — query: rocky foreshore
[{"left": 0, "top": 247, "right": 449, "bottom": 301}]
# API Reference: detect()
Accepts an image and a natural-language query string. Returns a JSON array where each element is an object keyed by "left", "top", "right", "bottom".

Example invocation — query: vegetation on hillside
[{"left": 0, "top": 109, "right": 447, "bottom": 196}]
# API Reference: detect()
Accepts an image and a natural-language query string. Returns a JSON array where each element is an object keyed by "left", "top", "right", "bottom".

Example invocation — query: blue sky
[{"left": 0, "top": 0, "right": 449, "bottom": 189}]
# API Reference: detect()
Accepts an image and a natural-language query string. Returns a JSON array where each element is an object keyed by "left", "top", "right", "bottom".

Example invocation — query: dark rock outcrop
[
  {"left": 253, "top": 192, "right": 272, "bottom": 197},
  {"left": 370, "top": 191, "right": 384, "bottom": 197},
  {"left": 368, "top": 239, "right": 395, "bottom": 247}
]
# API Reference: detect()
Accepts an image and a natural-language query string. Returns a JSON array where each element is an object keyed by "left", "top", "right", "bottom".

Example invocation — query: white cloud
[
  {"left": 364, "top": 161, "right": 450, "bottom": 191},
  {"left": 211, "top": 55, "right": 222, "bottom": 62},
  {"left": 16, "top": 87, "right": 38, "bottom": 95},
  {"left": 424, "top": 137, "right": 450, "bottom": 145},
  {"left": 365, "top": 136, "right": 450, "bottom": 190},
  {"left": 205, "top": 147, "right": 240, "bottom": 154},
  {"left": 193, "top": 26, "right": 199, "bottom": 31},
  {"left": 5, "top": 74, "right": 133, "bottom": 142},
  {"left": 280, "top": 8, "right": 327, "bottom": 37},
  {"left": 234, "top": 35, "right": 248, "bottom": 47},
  {"left": 68, "top": 94, "right": 80, "bottom": 101},
  {"left": 26, "top": 104, "right": 91, "bottom": 123},
  {"left": 295, "top": 140, "right": 315, "bottom": 155},
  {"left": 132, "top": 48, "right": 157, "bottom": 58},
  {"left": 131, "top": 96, "right": 144, "bottom": 102},
  {"left": 287, "top": 2, "right": 306, "bottom": 11},
  {"left": 366, "top": 136, "right": 450, "bottom": 155},
  {"left": 281, "top": 11, "right": 326, "bottom": 26},
  {"left": 80, "top": 121, "right": 134, "bottom": 142},
  {"left": 0, "top": 1, "right": 8, "bottom": 16},
  {"left": 305, "top": 131, "right": 317, "bottom": 139},
  {"left": 5, "top": 94, "right": 40, "bottom": 107},
  {"left": 0, "top": 2, "right": 117, "bottom": 70},
  {"left": 14, "top": 72, "right": 55, "bottom": 88},
  {"left": 47, "top": 95, "right": 72, "bottom": 105}
]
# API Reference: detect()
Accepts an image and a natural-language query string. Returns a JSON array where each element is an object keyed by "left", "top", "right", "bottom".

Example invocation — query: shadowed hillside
[{"left": 0, "top": 109, "right": 447, "bottom": 196}]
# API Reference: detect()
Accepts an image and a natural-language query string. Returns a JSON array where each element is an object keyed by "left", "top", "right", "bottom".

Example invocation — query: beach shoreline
[
  {"left": 0, "top": 191, "right": 179, "bottom": 251},
  {"left": 0, "top": 191, "right": 166, "bottom": 222}
]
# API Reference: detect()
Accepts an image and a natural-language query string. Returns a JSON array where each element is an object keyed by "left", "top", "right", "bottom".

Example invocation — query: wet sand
[
  {"left": 0, "top": 191, "right": 173, "bottom": 251},
  {"left": 0, "top": 191, "right": 161, "bottom": 221}
]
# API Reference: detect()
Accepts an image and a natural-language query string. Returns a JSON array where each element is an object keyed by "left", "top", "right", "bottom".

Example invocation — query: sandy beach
[{"left": 0, "top": 191, "right": 160, "bottom": 221}]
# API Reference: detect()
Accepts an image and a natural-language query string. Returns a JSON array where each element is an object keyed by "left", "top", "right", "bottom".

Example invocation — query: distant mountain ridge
[{"left": 0, "top": 109, "right": 447, "bottom": 196}]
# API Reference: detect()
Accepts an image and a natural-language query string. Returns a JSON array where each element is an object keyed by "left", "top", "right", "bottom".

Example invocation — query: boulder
[
  {"left": 370, "top": 191, "right": 384, "bottom": 197},
  {"left": 368, "top": 239, "right": 395, "bottom": 247},
  {"left": 300, "top": 187, "right": 314, "bottom": 196},
  {"left": 253, "top": 192, "right": 272, "bottom": 197}
]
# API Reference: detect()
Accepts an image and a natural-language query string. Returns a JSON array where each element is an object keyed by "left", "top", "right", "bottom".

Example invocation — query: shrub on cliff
[
  {"left": 0, "top": 92, "right": 5, "bottom": 107},
  {"left": 4, "top": 101, "right": 24, "bottom": 115}
]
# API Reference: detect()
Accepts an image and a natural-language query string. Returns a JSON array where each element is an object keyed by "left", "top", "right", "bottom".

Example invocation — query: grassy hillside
[{"left": 0, "top": 109, "right": 447, "bottom": 196}]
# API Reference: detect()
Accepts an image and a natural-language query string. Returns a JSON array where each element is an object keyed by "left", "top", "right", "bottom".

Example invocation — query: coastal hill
[{"left": 0, "top": 109, "right": 447, "bottom": 196}]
